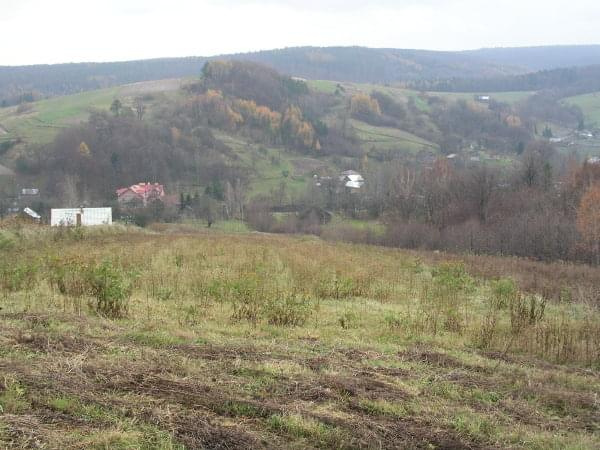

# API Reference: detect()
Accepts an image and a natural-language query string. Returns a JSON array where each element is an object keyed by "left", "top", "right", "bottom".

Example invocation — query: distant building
[
  {"left": 339, "top": 170, "right": 365, "bottom": 189},
  {"left": 51, "top": 208, "right": 112, "bottom": 227},
  {"left": 475, "top": 95, "right": 491, "bottom": 103},
  {"left": 587, "top": 157, "right": 600, "bottom": 165},
  {"left": 116, "top": 182, "right": 165, "bottom": 206}
]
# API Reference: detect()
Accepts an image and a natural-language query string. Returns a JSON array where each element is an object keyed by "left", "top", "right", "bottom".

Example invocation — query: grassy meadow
[
  {"left": 350, "top": 119, "right": 439, "bottom": 156},
  {"left": 0, "top": 79, "right": 184, "bottom": 148},
  {"left": 0, "top": 225, "right": 599, "bottom": 449},
  {"left": 563, "top": 91, "right": 600, "bottom": 127}
]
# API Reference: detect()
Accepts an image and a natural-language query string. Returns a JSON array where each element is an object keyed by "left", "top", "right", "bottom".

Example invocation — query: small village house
[
  {"left": 51, "top": 208, "right": 112, "bottom": 227},
  {"left": 339, "top": 170, "right": 365, "bottom": 190},
  {"left": 116, "top": 182, "right": 165, "bottom": 207}
]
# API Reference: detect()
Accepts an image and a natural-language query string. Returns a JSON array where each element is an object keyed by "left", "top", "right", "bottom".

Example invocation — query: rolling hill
[
  {"left": 463, "top": 45, "right": 600, "bottom": 71},
  {"left": 564, "top": 91, "right": 600, "bottom": 127},
  {"left": 7, "top": 45, "right": 600, "bottom": 105}
]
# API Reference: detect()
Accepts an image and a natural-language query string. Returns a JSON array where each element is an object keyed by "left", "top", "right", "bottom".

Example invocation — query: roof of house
[
  {"left": 345, "top": 180, "right": 363, "bottom": 189},
  {"left": 341, "top": 170, "right": 361, "bottom": 176},
  {"left": 346, "top": 174, "right": 364, "bottom": 182},
  {"left": 23, "top": 207, "right": 41, "bottom": 219},
  {"left": 116, "top": 182, "right": 164, "bottom": 197}
]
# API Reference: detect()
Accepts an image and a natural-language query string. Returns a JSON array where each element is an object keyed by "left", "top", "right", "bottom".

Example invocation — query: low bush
[
  {"left": 265, "top": 293, "right": 312, "bottom": 327},
  {"left": 87, "top": 261, "right": 133, "bottom": 318},
  {"left": 0, "top": 262, "right": 37, "bottom": 292}
]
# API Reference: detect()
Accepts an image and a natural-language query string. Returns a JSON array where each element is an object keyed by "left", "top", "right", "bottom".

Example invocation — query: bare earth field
[{"left": 0, "top": 226, "right": 598, "bottom": 449}]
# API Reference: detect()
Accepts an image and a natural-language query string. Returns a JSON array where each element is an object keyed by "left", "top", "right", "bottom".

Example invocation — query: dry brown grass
[{"left": 0, "top": 227, "right": 599, "bottom": 448}]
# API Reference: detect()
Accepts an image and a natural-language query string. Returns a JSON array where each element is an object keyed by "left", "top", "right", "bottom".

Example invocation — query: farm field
[
  {"left": 427, "top": 91, "right": 534, "bottom": 105},
  {"left": 563, "top": 91, "right": 600, "bottom": 127},
  {"left": 0, "top": 79, "right": 184, "bottom": 147},
  {"left": 350, "top": 119, "right": 439, "bottom": 156},
  {"left": 306, "top": 79, "right": 534, "bottom": 107},
  {"left": 0, "top": 226, "right": 598, "bottom": 449}
]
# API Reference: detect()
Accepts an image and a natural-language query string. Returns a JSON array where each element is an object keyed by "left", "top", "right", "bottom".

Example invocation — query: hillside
[
  {"left": 463, "top": 45, "right": 600, "bottom": 71},
  {"left": 0, "top": 79, "right": 184, "bottom": 146},
  {"left": 0, "top": 46, "right": 544, "bottom": 105},
  {"left": 4, "top": 60, "right": 600, "bottom": 265},
  {"left": 0, "top": 226, "right": 598, "bottom": 448},
  {"left": 0, "top": 59, "right": 541, "bottom": 207},
  {"left": 228, "top": 46, "right": 521, "bottom": 82},
  {"left": 564, "top": 91, "right": 600, "bottom": 127},
  {"left": 7, "top": 45, "right": 600, "bottom": 106}
]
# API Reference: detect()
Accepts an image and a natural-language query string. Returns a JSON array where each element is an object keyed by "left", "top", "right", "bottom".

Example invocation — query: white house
[
  {"left": 51, "top": 208, "right": 112, "bottom": 227},
  {"left": 339, "top": 170, "right": 365, "bottom": 189}
]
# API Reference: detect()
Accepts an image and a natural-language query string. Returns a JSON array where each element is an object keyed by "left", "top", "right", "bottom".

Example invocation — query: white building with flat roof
[{"left": 50, "top": 208, "right": 112, "bottom": 227}]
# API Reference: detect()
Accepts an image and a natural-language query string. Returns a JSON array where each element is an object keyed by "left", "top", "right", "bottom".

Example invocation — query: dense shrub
[
  {"left": 264, "top": 293, "right": 312, "bottom": 327},
  {"left": 87, "top": 261, "right": 133, "bottom": 318}
]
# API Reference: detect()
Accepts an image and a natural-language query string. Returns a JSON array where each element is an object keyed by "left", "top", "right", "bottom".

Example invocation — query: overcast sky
[{"left": 1, "top": 0, "right": 599, "bottom": 66}]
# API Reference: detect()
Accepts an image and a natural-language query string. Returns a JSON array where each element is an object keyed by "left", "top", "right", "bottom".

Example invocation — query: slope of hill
[
  {"left": 230, "top": 46, "right": 522, "bottom": 82},
  {"left": 0, "top": 79, "right": 183, "bottom": 146},
  {"left": 6, "top": 45, "right": 600, "bottom": 106},
  {"left": 0, "top": 46, "right": 526, "bottom": 104},
  {"left": 419, "top": 64, "right": 600, "bottom": 96},
  {"left": 563, "top": 91, "right": 600, "bottom": 127},
  {"left": 0, "top": 227, "right": 598, "bottom": 449}
]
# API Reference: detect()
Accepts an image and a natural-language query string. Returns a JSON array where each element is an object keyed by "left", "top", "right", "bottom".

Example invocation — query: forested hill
[
  {"left": 225, "top": 46, "right": 520, "bottom": 82},
  {"left": 462, "top": 45, "right": 600, "bottom": 71},
  {"left": 0, "top": 46, "right": 522, "bottom": 105},
  {"left": 4, "top": 45, "right": 600, "bottom": 106},
  {"left": 416, "top": 64, "right": 600, "bottom": 96},
  {"left": 0, "top": 57, "right": 209, "bottom": 106}
]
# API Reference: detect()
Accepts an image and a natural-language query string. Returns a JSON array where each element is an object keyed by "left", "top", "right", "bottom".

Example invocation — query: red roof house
[{"left": 116, "top": 182, "right": 165, "bottom": 206}]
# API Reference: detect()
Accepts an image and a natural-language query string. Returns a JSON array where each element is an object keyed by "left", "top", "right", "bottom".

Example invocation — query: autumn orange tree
[
  {"left": 349, "top": 93, "right": 381, "bottom": 120},
  {"left": 577, "top": 184, "right": 600, "bottom": 264},
  {"left": 281, "top": 106, "right": 320, "bottom": 151}
]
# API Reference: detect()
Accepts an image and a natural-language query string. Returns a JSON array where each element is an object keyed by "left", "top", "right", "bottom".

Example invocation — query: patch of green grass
[
  {"left": 267, "top": 413, "right": 347, "bottom": 446},
  {"left": 0, "top": 80, "right": 182, "bottom": 148},
  {"left": 351, "top": 119, "right": 438, "bottom": 155},
  {"left": 358, "top": 399, "right": 412, "bottom": 418},
  {"left": 124, "top": 330, "right": 186, "bottom": 348},
  {"left": 451, "top": 411, "right": 499, "bottom": 442},
  {"left": 429, "top": 91, "right": 534, "bottom": 105},
  {"left": 563, "top": 91, "right": 600, "bottom": 127},
  {"left": 217, "top": 400, "right": 267, "bottom": 418},
  {"left": 307, "top": 80, "right": 341, "bottom": 94},
  {"left": 0, "top": 378, "right": 29, "bottom": 414},
  {"left": 324, "top": 215, "right": 386, "bottom": 235},
  {"left": 70, "top": 428, "right": 181, "bottom": 450},
  {"left": 212, "top": 220, "right": 249, "bottom": 233},
  {"left": 0, "top": 88, "right": 119, "bottom": 145}
]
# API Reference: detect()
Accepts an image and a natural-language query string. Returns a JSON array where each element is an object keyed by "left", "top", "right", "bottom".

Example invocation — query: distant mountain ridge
[
  {"left": 2, "top": 45, "right": 600, "bottom": 105},
  {"left": 461, "top": 45, "right": 600, "bottom": 72}
]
